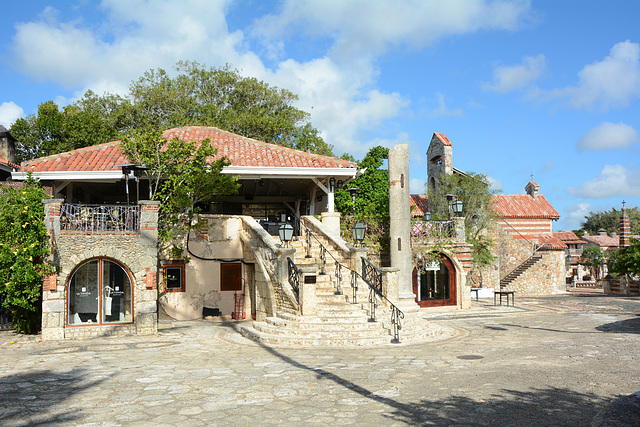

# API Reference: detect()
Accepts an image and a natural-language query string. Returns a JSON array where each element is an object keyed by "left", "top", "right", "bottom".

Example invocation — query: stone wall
[
  {"left": 503, "top": 249, "right": 566, "bottom": 295},
  {"left": 41, "top": 199, "right": 159, "bottom": 340}
]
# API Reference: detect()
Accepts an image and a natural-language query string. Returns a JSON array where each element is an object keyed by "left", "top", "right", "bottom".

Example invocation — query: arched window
[{"left": 67, "top": 258, "right": 133, "bottom": 325}]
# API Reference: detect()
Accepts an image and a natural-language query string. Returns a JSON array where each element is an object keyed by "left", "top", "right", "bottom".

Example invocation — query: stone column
[
  {"left": 299, "top": 267, "right": 317, "bottom": 316},
  {"left": 41, "top": 199, "right": 65, "bottom": 340},
  {"left": 321, "top": 211, "right": 341, "bottom": 237},
  {"left": 388, "top": 145, "right": 419, "bottom": 313}
]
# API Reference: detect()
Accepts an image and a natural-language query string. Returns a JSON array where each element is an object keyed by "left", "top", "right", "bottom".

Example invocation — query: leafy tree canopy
[
  {"left": 610, "top": 238, "right": 640, "bottom": 278},
  {"left": 120, "top": 129, "right": 239, "bottom": 255},
  {"left": 581, "top": 207, "right": 640, "bottom": 235},
  {"left": 335, "top": 146, "right": 389, "bottom": 221},
  {"left": 0, "top": 176, "right": 54, "bottom": 334},
  {"left": 428, "top": 172, "right": 498, "bottom": 266},
  {"left": 11, "top": 61, "right": 332, "bottom": 162}
]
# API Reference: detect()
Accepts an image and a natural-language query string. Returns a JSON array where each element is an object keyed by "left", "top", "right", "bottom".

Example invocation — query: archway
[
  {"left": 67, "top": 258, "right": 134, "bottom": 325},
  {"left": 412, "top": 254, "right": 457, "bottom": 307}
]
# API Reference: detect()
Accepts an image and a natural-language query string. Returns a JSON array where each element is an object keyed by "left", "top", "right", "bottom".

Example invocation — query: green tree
[
  {"left": 121, "top": 129, "right": 239, "bottom": 255},
  {"left": 0, "top": 176, "right": 54, "bottom": 334},
  {"left": 581, "top": 207, "right": 640, "bottom": 235},
  {"left": 11, "top": 101, "right": 65, "bottom": 162},
  {"left": 428, "top": 172, "right": 497, "bottom": 266},
  {"left": 335, "top": 146, "right": 389, "bottom": 220},
  {"left": 579, "top": 246, "right": 605, "bottom": 279},
  {"left": 610, "top": 238, "right": 640, "bottom": 278}
]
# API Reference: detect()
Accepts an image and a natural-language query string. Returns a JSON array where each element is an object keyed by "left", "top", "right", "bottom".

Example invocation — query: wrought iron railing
[
  {"left": 60, "top": 204, "right": 140, "bottom": 233},
  {"left": 301, "top": 220, "right": 405, "bottom": 343},
  {"left": 410, "top": 220, "right": 455, "bottom": 240},
  {"left": 287, "top": 257, "right": 300, "bottom": 302}
]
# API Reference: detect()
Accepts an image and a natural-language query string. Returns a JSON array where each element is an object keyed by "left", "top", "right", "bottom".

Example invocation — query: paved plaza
[{"left": 1, "top": 290, "right": 640, "bottom": 426}]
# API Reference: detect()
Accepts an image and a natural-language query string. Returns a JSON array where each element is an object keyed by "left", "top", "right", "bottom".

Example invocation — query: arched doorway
[
  {"left": 413, "top": 254, "right": 457, "bottom": 307},
  {"left": 67, "top": 258, "right": 134, "bottom": 325}
]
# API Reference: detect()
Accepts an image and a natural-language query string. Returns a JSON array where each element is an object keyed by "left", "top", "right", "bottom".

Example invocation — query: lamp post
[
  {"left": 445, "top": 194, "right": 455, "bottom": 219},
  {"left": 347, "top": 187, "right": 360, "bottom": 214}
]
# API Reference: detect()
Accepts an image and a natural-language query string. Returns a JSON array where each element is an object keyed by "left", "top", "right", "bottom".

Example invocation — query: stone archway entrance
[{"left": 412, "top": 254, "right": 457, "bottom": 307}]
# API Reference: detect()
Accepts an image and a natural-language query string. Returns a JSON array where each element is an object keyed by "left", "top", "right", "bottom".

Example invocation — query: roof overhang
[{"left": 12, "top": 166, "right": 361, "bottom": 182}]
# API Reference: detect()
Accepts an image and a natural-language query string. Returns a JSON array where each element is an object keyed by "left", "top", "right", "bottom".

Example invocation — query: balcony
[
  {"left": 411, "top": 220, "right": 456, "bottom": 242},
  {"left": 60, "top": 204, "right": 140, "bottom": 233}
]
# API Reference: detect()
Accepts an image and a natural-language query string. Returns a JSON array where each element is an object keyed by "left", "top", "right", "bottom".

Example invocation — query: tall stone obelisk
[{"left": 388, "top": 144, "right": 419, "bottom": 312}]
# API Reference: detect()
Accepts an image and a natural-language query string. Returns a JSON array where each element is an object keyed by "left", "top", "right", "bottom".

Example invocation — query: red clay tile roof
[
  {"left": 492, "top": 194, "right": 560, "bottom": 220},
  {"left": 531, "top": 234, "right": 567, "bottom": 250},
  {"left": 410, "top": 194, "right": 429, "bottom": 217},
  {"left": 0, "top": 156, "right": 19, "bottom": 170},
  {"left": 21, "top": 126, "right": 357, "bottom": 173},
  {"left": 434, "top": 133, "right": 452, "bottom": 146},
  {"left": 581, "top": 234, "right": 619, "bottom": 248},
  {"left": 553, "top": 231, "right": 587, "bottom": 245}
]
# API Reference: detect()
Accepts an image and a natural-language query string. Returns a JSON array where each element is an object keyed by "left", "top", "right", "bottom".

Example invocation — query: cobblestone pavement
[{"left": 1, "top": 290, "right": 640, "bottom": 426}]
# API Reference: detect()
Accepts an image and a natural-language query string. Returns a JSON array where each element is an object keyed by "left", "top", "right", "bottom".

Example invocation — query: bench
[{"left": 494, "top": 290, "right": 515, "bottom": 306}]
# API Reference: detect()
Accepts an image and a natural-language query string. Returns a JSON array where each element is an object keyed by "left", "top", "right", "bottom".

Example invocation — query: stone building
[
  {"left": 411, "top": 132, "right": 567, "bottom": 301},
  {"left": 14, "top": 126, "right": 431, "bottom": 344},
  {"left": 0, "top": 125, "right": 19, "bottom": 180}
]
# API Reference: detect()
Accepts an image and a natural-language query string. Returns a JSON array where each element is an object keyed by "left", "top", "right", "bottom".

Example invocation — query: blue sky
[{"left": 1, "top": 0, "right": 639, "bottom": 231}]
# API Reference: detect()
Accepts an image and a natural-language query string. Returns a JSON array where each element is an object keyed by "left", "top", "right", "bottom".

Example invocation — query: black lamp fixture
[
  {"left": 117, "top": 163, "right": 148, "bottom": 205},
  {"left": 566, "top": 254, "right": 573, "bottom": 263},
  {"left": 423, "top": 211, "right": 432, "bottom": 221},
  {"left": 336, "top": 180, "right": 344, "bottom": 189},
  {"left": 347, "top": 187, "right": 361, "bottom": 213},
  {"left": 352, "top": 222, "right": 366, "bottom": 245},
  {"left": 452, "top": 200, "right": 463, "bottom": 216},
  {"left": 329, "top": 177, "right": 336, "bottom": 192},
  {"left": 279, "top": 223, "right": 294, "bottom": 247}
]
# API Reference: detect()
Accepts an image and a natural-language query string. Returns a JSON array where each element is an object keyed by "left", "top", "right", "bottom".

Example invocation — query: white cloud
[
  {"left": 0, "top": 102, "right": 25, "bottom": 128},
  {"left": 576, "top": 122, "right": 639, "bottom": 152},
  {"left": 486, "top": 176, "right": 503, "bottom": 192},
  {"left": 428, "top": 93, "right": 464, "bottom": 118},
  {"left": 539, "top": 160, "right": 553, "bottom": 175},
  {"left": 546, "top": 40, "right": 640, "bottom": 110},
  {"left": 482, "top": 54, "right": 546, "bottom": 93},
  {"left": 567, "top": 164, "right": 640, "bottom": 198},
  {"left": 560, "top": 201, "right": 591, "bottom": 231},
  {"left": 253, "top": 0, "right": 532, "bottom": 60}
]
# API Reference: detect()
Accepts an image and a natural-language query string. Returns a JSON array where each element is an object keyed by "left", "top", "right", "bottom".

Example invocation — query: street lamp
[
  {"left": 278, "top": 223, "right": 294, "bottom": 247},
  {"left": 452, "top": 200, "right": 463, "bottom": 216},
  {"left": 423, "top": 211, "right": 432, "bottom": 221},
  {"left": 352, "top": 222, "right": 366, "bottom": 245},
  {"left": 347, "top": 187, "right": 360, "bottom": 214}
]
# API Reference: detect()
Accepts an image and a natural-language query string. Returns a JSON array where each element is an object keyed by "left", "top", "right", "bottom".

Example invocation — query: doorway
[{"left": 413, "top": 255, "right": 457, "bottom": 307}]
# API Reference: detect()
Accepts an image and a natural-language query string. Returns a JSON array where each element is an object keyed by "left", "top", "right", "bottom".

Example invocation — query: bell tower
[{"left": 426, "top": 133, "right": 453, "bottom": 192}]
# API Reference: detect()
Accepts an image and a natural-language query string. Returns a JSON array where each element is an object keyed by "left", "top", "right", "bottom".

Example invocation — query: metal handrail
[
  {"left": 499, "top": 243, "right": 551, "bottom": 287},
  {"left": 301, "top": 220, "right": 405, "bottom": 343},
  {"left": 287, "top": 257, "right": 300, "bottom": 302}
]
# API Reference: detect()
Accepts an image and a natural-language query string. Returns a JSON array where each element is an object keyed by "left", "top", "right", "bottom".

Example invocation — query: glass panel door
[{"left": 68, "top": 260, "right": 99, "bottom": 324}]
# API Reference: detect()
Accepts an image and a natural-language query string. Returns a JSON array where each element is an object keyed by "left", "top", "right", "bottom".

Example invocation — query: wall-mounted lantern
[
  {"left": 452, "top": 200, "right": 463, "bottom": 216},
  {"left": 423, "top": 211, "right": 432, "bottom": 221},
  {"left": 329, "top": 177, "right": 336, "bottom": 192}
]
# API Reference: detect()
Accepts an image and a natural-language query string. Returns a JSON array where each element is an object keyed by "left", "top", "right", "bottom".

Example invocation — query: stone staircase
[
  {"left": 239, "top": 231, "right": 446, "bottom": 346},
  {"left": 499, "top": 254, "right": 543, "bottom": 289}
]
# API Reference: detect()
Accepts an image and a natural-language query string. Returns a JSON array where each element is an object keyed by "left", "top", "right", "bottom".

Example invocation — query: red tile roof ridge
[
  {"left": 434, "top": 132, "right": 452, "bottom": 146},
  {"left": 162, "top": 126, "right": 357, "bottom": 168},
  {"left": 0, "top": 157, "right": 19, "bottom": 169},
  {"left": 492, "top": 194, "right": 560, "bottom": 219}
]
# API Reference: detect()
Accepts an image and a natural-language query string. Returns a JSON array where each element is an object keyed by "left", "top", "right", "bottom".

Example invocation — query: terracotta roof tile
[
  {"left": 492, "top": 194, "right": 560, "bottom": 219},
  {"left": 410, "top": 194, "right": 429, "bottom": 217},
  {"left": 553, "top": 231, "right": 587, "bottom": 245},
  {"left": 21, "top": 126, "right": 358, "bottom": 172},
  {"left": 434, "top": 132, "right": 452, "bottom": 146},
  {"left": 530, "top": 233, "right": 567, "bottom": 249}
]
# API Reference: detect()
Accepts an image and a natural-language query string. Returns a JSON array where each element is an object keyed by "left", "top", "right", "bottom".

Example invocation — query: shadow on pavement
[
  {"left": 0, "top": 368, "right": 105, "bottom": 425},
  {"left": 387, "top": 387, "right": 607, "bottom": 426},
  {"left": 596, "top": 315, "right": 640, "bottom": 334},
  {"left": 218, "top": 320, "right": 607, "bottom": 425}
]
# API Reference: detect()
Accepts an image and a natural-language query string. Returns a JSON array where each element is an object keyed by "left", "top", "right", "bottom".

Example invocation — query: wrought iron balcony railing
[{"left": 60, "top": 204, "right": 140, "bottom": 233}]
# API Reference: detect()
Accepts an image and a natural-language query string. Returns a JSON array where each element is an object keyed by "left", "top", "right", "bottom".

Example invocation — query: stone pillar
[
  {"left": 41, "top": 199, "right": 65, "bottom": 340},
  {"left": 388, "top": 145, "right": 419, "bottom": 313},
  {"left": 380, "top": 267, "right": 400, "bottom": 304},
  {"left": 321, "top": 211, "right": 341, "bottom": 237}
]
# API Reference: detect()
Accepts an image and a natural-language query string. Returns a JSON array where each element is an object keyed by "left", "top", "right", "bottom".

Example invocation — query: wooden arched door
[{"left": 412, "top": 255, "right": 457, "bottom": 307}]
